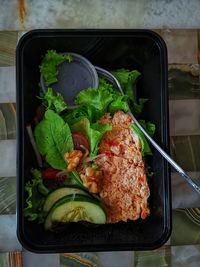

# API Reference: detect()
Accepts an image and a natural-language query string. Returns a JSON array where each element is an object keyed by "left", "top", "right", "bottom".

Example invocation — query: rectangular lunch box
[{"left": 16, "top": 29, "right": 171, "bottom": 252}]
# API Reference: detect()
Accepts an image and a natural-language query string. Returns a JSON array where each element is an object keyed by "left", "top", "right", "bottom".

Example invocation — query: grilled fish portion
[{"left": 94, "top": 111, "right": 150, "bottom": 223}]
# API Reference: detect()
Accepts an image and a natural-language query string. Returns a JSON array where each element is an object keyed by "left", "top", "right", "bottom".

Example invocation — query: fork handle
[
  {"left": 129, "top": 112, "right": 200, "bottom": 195},
  {"left": 95, "top": 66, "right": 200, "bottom": 195}
]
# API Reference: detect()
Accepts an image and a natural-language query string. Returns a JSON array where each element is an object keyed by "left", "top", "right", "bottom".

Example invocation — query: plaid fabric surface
[{"left": 0, "top": 9, "right": 200, "bottom": 266}]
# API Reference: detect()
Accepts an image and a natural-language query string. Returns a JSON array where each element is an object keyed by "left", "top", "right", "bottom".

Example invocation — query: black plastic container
[{"left": 16, "top": 29, "right": 171, "bottom": 253}]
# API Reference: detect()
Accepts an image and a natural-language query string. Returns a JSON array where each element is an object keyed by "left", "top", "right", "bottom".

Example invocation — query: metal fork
[{"left": 95, "top": 66, "right": 200, "bottom": 195}]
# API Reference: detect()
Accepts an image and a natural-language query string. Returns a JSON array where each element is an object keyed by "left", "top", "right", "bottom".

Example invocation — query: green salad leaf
[
  {"left": 89, "top": 122, "right": 112, "bottom": 156},
  {"left": 35, "top": 109, "right": 73, "bottom": 170},
  {"left": 132, "top": 98, "right": 148, "bottom": 114},
  {"left": 40, "top": 50, "right": 72, "bottom": 86},
  {"left": 68, "top": 170, "right": 86, "bottom": 189},
  {"left": 40, "top": 88, "right": 68, "bottom": 114},
  {"left": 145, "top": 164, "right": 154, "bottom": 179},
  {"left": 75, "top": 79, "right": 129, "bottom": 122},
  {"left": 75, "top": 83, "right": 113, "bottom": 120},
  {"left": 108, "top": 94, "right": 129, "bottom": 114},
  {"left": 112, "top": 68, "right": 141, "bottom": 102},
  {"left": 24, "top": 169, "right": 49, "bottom": 222},
  {"left": 63, "top": 106, "right": 90, "bottom": 125},
  {"left": 138, "top": 120, "right": 156, "bottom": 137},
  {"left": 130, "top": 123, "right": 152, "bottom": 156},
  {"left": 112, "top": 68, "right": 148, "bottom": 115},
  {"left": 70, "top": 117, "right": 112, "bottom": 157}
]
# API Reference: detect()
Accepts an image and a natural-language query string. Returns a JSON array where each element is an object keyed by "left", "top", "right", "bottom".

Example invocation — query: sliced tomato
[
  {"left": 101, "top": 150, "right": 113, "bottom": 157},
  {"left": 72, "top": 132, "right": 90, "bottom": 152},
  {"left": 42, "top": 168, "right": 59, "bottom": 179},
  {"left": 34, "top": 104, "right": 45, "bottom": 124},
  {"left": 107, "top": 140, "right": 119, "bottom": 147}
]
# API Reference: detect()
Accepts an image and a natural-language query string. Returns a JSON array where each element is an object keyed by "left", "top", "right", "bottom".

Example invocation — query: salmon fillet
[{"left": 94, "top": 111, "right": 150, "bottom": 223}]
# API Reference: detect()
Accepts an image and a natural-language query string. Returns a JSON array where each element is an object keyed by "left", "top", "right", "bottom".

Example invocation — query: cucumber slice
[
  {"left": 45, "top": 195, "right": 106, "bottom": 230},
  {"left": 43, "top": 187, "right": 89, "bottom": 214}
]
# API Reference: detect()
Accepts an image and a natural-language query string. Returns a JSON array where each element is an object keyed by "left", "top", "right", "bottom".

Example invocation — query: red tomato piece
[
  {"left": 34, "top": 105, "right": 45, "bottom": 124},
  {"left": 101, "top": 150, "right": 113, "bottom": 157},
  {"left": 72, "top": 132, "right": 90, "bottom": 152},
  {"left": 42, "top": 168, "right": 59, "bottom": 179},
  {"left": 108, "top": 140, "right": 119, "bottom": 147}
]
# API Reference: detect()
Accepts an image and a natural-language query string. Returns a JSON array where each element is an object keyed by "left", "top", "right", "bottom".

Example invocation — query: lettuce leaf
[
  {"left": 76, "top": 88, "right": 112, "bottom": 115},
  {"left": 24, "top": 169, "right": 49, "bottom": 222},
  {"left": 113, "top": 69, "right": 155, "bottom": 155},
  {"left": 132, "top": 98, "right": 148, "bottom": 114},
  {"left": 39, "top": 88, "right": 67, "bottom": 114},
  {"left": 90, "top": 122, "right": 113, "bottom": 156},
  {"left": 112, "top": 69, "right": 148, "bottom": 115},
  {"left": 112, "top": 68, "right": 140, "bottom": 102},
  {"left": 40, "top": 50, "right": 72, "bottom": 86},
  {"left": 63, "top": 106, "right": 90, "bottom": 125},
  {"left": 34, "top": 109, "right": 74, "bottom": 170},
  {"left": 65, "top": 78, "right": 128, "bottom": 125},
  {"left": 145, "top": 164, "right": 154, "bottom": 179},
  {"left": 75, "top": 83, "right": 113, "bottom": 120},
  {"left": 70, "top": 117, "right": 112, "bottom": 157},
  {"left": 75, "top": 79, "right": 129, "bottom": 122},
  {"left": 130, "top": 123, "right": 152, "bottom": 156},
  {"left": 108, "top": 94, "right": 129, "bottom": 114},
  {"left": 138, "top": 120, "right": 156, "bottom": 137}
]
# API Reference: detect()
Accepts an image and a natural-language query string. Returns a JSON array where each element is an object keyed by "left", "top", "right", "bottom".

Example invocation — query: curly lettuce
[
  {"left": 75, "top": 79, "right": 129, "bottom": 122},
  {"left": 112, "top": 68, "right": 148, "bottom": 115},
  {"left": 40, "top": 50, "right": 72, "bottom": 86},
  {"left": 24, "top": 169, "right": 49, "bottom": 223},
  {"left": 138, "top": 120, "right": 156, "bottom": 137},
  {"left": 39, "top": 88, "right": 68, "bottom": 114}
]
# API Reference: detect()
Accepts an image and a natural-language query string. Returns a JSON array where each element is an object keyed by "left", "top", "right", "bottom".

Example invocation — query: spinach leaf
[{"left": 35, "top": 109, "right": 73, "bottom": 170}]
